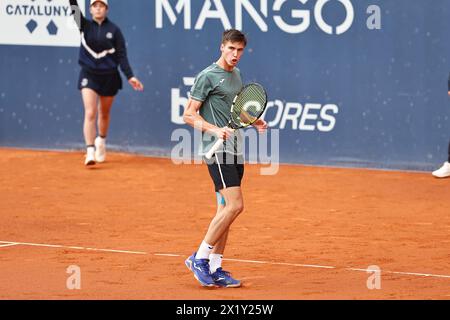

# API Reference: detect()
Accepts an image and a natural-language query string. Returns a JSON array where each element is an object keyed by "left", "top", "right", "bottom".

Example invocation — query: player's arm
[
  {"left": 114, "top": 29, "right": 143, "bottom": 91},
  {"left": 68, "top": 0, "right": 86, "bottom": 31},
  {"left": 183, "top": 98, "right": 234, "bottom": 140}
]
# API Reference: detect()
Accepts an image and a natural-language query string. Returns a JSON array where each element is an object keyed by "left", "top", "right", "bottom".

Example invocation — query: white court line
[
  {"left": 154, "top": 253, "right": 450, "bottom": 280},
  {"left": 0, "top": 243, "right": 19, "bottom": 248},
  {"left": 345, "top": 267, "right": 450, "bottom": 279},
  {"left": 387, "top": 271, "right": 450, "bottom": 279},
  {"left": 229, "top": 260, "right": 450, "bottom": 279},
  {"left": 154, "top": 253, "right": 182, "bottom": 257},
  {"left": 2, "top": 241, "right": 450, "bottom": 280},
  {"left": 0, "top": 241, "right": 147, "bottom": 255},
  {"left": 225, "top": 258, "right": 336, "bottom": 269}
]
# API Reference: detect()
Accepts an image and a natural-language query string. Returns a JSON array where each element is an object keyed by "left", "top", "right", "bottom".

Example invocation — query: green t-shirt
[{"left": 190, "top": 63, "right": 243, "bottom": 156}]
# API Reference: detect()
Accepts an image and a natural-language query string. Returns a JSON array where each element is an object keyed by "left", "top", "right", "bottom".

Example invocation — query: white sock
[
  {"left": 196, "top": 241, "right": 214, "bottom": 260},
  {"left": 87, "top": 146, "right": 95, "bottom": 155},
  {"left": 209, "top": 253, "right": 223, "bottom": 273}
]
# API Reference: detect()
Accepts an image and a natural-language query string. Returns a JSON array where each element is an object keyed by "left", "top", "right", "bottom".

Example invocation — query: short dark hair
[{"left": 222, "top": 29, "right": 247, "bottom": 46}]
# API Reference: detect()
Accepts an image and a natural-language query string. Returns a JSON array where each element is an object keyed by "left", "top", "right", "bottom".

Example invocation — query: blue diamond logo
[
  {"left": 47, "top": 20, "right": 58, "bottom": 35},
  {"left": 26, "top": 19, "right": 38, "bottom": 33}
]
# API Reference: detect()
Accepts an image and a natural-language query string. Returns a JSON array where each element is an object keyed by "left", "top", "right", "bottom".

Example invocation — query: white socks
[
  {"left": 195, "top": 241, "right": 224, "bottom": 272},
  {"left": 196, "top": 241, "right": 213, "bottom": 260},
  {"left": 97, "top": 136, "right": 106, "bottom": 144},
  {"left": 209, "top": 253, "right": 223, "bottom": 273},
  {"left": 195, "top": 241, "right": 223, "bottom": 273}
]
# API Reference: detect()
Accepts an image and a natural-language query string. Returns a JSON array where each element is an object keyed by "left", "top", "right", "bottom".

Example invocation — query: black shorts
[
  {"left": 206, "top": 153, "right": 244, "bottom": 192},
  {"left": 78, "top": 68, "right": 123, "bottom": 97}
]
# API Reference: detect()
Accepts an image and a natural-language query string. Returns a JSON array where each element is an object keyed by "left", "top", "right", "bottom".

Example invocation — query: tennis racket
[{"left": 205, "top": 83, "right": 268, "bottom": 160}]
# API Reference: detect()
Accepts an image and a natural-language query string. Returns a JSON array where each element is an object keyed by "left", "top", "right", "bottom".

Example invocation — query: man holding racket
[{"left": 183, "top": 29, "right": 267, "bottom": 287}]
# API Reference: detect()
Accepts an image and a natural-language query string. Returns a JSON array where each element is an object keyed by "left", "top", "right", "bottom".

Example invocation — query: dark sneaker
[
  {"left": 185, "top": 253, "right": 215, "bottom": 287},
  {"left": 211, "top": 268, "right": 241, "bottom": 288}
]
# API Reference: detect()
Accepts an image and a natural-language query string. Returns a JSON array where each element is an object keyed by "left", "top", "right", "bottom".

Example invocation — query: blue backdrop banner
[{"left": 1, "top": 0, "right": 449, "bottom": 170}]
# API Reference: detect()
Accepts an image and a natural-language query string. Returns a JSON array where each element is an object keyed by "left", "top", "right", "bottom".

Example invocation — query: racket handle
[{"left": 205, "top": 138, "right": 225, "bottom": 160}]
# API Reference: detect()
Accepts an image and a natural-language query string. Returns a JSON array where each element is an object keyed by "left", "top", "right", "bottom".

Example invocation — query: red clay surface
[{"left": 0, "top": 148, "right": 449, "bottom": 299}]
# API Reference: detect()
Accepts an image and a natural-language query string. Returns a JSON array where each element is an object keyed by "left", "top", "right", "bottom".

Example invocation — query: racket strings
[{"left": 231, "top": 84, "right": 267, "bottom": 127}]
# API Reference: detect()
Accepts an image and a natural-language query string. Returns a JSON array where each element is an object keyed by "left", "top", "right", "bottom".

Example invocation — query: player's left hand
[
  {"left": 252, "top": 119, "right": 268, "bottom": 133},
  {"left": 129, "top": 77, "right": 144, "bottom": 91}
]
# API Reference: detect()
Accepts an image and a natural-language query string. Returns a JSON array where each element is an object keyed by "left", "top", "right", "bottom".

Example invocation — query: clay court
[{"left": 0, "top": 148, "right": 449, "bottom": 300}]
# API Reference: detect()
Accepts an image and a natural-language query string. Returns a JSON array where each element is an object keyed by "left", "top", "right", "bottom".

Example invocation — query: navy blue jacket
[{"left": 69, "top": 0, "right": 134, "bottom": 79}]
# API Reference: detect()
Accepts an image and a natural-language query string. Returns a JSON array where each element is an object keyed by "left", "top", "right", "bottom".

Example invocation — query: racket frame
[{"left": 204, "top": 83, "right": 267, "bottom": 160}]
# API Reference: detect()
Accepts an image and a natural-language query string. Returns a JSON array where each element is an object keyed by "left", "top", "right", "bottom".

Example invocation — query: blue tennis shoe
[
  {"left": 185, "top": 252, "right": 215, "bottom": 287},
  {"left": 211, "top": 267, "right": 241, "bottom": 288}
]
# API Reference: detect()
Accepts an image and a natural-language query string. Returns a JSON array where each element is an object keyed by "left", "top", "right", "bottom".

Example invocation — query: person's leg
[
  {"left": 186, "top": 188, "right": 243, "bottom": 287},
  {"left": 205, "top": 158, "right": 245, "bottom": 266},
  {"left": 95, "top": 95, "right": 115, "bottom": 162},
  {"left": 81, "top": 88, "right": 99, "bottom": 165},
  {"left": 98, "top": 96, "right": 115, "bottom": 138},
  {"left": 210, "top": 193, "right": 227, "bottom": 273},
  {"left": 211, "top": 193, "right": 228, "bottom": 253},
  {"left": 203, "top": 157, "right": 245, "bottom": 251},
  {"left": 208, "top": 190, "right": 242, "bottom": 287},
  {"left": 81, "top": 88, "right": 99, "bottom": 145},
  {"left": 186, "top": 156, "right": 244, "bottom": 287},
  {"left": 203, "top": 186, "right": 243, "bottom": 249}
]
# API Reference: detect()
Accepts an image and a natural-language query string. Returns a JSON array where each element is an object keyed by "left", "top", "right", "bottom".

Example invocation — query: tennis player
[
  {"left": 432, "top": 72, "right": 450, "bottom": 178},
  {"left": 183, "top": 29, "right": 267, "bottom": 287},
  {"left": 69, "top": 0, "right": 144, "bottom": 166}
]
